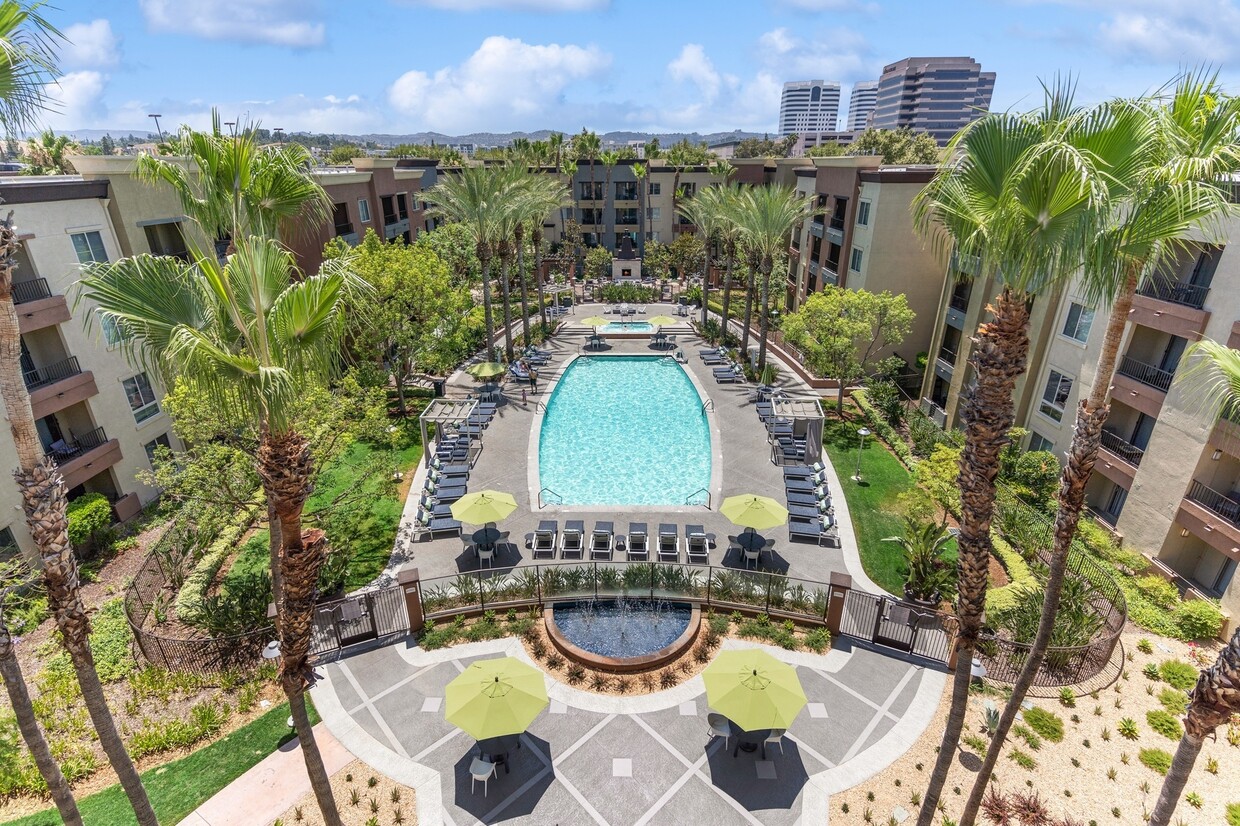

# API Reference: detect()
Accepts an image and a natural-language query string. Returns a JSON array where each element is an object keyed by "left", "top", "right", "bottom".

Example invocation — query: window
[
  {"left": 123, "top": 372, "right": 160, "bottom": 423},
  {"left": 1062, "top": 302, "right": 1094, "bottom": 343},
  {"left": 1028, "top": 432, "right": 1054, "bottom": 453},
  {"left": 648, "top": 182, "right": 661, "bottom": 195},
  {"left": 101, "top": 316, "right": 124, "bottom": 346},
  {"left": 646, "top": 207, "right": 661, "bottom": 221},
  {"left": 849, "top": 247, "right": 864, "bottom": 272},
  {"left": 1039, "top": 369, "right": 1073, "bottom": 421},
  {"left": 71, "top": 231, "right": 107, "bottom": 264},
  {"left": 397, "top": 193, "right": 409, "bottom": 220},
  {"left": 144, "top": 433, "right": 172, "bottom": 466},
  {"left": 357, "top": 198, "right": 371, "bottom": 223},
  {"left": 856, "top": 201, "right": 871, "bottom": 227},
  {"left": 0, "top": 526, "right": 15, "bottom": 561}
]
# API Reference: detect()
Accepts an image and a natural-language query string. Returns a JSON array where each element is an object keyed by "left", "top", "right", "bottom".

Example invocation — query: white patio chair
[{"left": 470, "top": 756, "right": 496, "bottom": 795}]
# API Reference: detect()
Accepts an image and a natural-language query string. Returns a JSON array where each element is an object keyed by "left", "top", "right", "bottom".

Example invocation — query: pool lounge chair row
[{"left": 529, "top": 521, "right": 714, "bottom": 563}]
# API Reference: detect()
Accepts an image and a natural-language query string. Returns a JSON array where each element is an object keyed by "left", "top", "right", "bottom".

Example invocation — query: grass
[{"left": 3, "top": 699, "right": 318, "bottom": 826}]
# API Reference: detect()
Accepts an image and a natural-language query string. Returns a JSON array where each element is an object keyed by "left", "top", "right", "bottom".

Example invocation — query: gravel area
[{"left": 274, "top": 759, "right": 417, "bottom": 826}]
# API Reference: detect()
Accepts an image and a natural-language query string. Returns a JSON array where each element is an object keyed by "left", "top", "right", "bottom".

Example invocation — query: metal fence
[
  {"left": 839, "top": 590, "right": 958, "bottom": 663},
  {"left": 309, "top": 585, "right": 409, "bottom": 658}
]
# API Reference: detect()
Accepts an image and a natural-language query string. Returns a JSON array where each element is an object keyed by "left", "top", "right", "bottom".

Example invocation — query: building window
[
  {"left": 357, "top": 199, "right": 371, "bottom": 223},
  {"left": 123, "top": 372, "right": 160, "bottom": 423},
  {"left": 71, "top": 230, "right": 108, "bottom": 264},
  {"left": 144, "top": 433, "right": 172, "bottom": 466},
  {"left": 1039, "top": 369, "right": 1073, "bottom": 422},
  {"left": 856, "top": 201, "right": 871, "bottom": 227},
  {"left": 849, "top": 247, "right": 864, "bottom": 272},
  {"left": 1028, "top": 431, "right": 1054, "bottom": 453},
  {"left": 397, "top": 192, "right": 409, "bottom": 220},
  {"left": 646, "top": 207, "right": 661, "bottom": 221},
  {"left": 101, "top": 316, "right": 125, "bottom": 346},
  {"left": 648, "top": 182, "right": 661, "bottom": 195},
  {"left": 0, "top": 526, "right": 15, "bottom": 561},
  {"left": 1061, "top": 302, "right": 1094, "bottom": 343}
]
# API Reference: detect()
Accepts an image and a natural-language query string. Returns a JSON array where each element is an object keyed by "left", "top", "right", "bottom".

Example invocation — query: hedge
[
  {"left": 986, "top": 533, "right": 1035, "bottom": 616},
  {"left": 852, "top": 388, "right": 915, "bottom": 469},
  {"left": 173, "top": 498, "right": 263, "bottom": 629}
]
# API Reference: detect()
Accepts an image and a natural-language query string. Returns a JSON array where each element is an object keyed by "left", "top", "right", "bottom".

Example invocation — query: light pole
[
  {"left": 853, "top": 426, "right": 871, "bottom": 482},
  {"left": 147, "top": 113, "right": 165, "bottom": 143},
  {"left": 273, "top": 127, "right": 284, "bottom": 145}
]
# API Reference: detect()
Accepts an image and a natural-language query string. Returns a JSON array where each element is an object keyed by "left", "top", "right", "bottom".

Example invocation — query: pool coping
[
  {"left": 543, "top": 601, "right": 702, "bottom": 673},
  {"left": 526, "top": 352, "right": 725, "bottom": 514}
]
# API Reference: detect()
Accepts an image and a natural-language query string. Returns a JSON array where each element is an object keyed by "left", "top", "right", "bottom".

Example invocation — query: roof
[
  {"left": 0, "top": 176, "right": 109, "bottom": 203},
  {"left": 420, "top": 398, "right": 478, "bottom": 425},
  {"left": 772, "top": 397, "right": 824, "bottom": 421}
]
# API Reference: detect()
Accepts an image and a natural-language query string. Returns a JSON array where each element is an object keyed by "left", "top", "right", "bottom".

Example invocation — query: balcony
[
  {"left": 24, "top": 357, "right": 98, "bottom": 420},
  {"left": 1095, "top": 429, "right": 1142, "bottom": 489},
  {"left": 921, "top": 398, "right": 947, "bottom": 428},
  {"left": 1137, "top": 277, "right": 1209, "bottom": 310},
  {"left": 24, "top": 356, "right": 82, "bottom": 391},
  {"left": 1099, "top": 429, "right": 1144, "bottom": 467},
  {"left": 615, "top": 185, "right": 638, "bottom": 202},
  {"left": 1117, "top": 355, "right": 1174, "bottom": 392},
  {"left": 14, "top": 278, "right": 70, "bottom": 334},
  {"left": 825, "top": 217, "right": 845, "bottom": 244},
  {"left": 946, "top": 293, "right": 969, "bottom": 330},
  {"left": 1131, "top": 278, "right": 1211, "bottom": 339},
  {"left": 383, "top": 216, "right": 410, "bottom": 240},
  {"left": 809, "top": 220, "right": 824, "bottom": 239},
  {"left": 47, "top": 426, "right": 122, "bottom": 490},
  {"left": 12, "top": 278, "right": 51, "bottom": 305}
]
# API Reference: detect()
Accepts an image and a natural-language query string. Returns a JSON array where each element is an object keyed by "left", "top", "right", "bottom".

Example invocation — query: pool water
[
  {"left": 552, "top": 599, "right": 692, "bottom": 659},
  {"left": 599, "top": 321, "right": 653, "bottom": 333},
  {"left": 538, "top": 355, "right": 711, "bottom": 505}
]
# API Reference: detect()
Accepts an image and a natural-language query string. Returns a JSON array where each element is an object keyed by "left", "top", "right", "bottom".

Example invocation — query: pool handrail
[
  {"left": 538, "top": 486, "right": 564, "bottom": 508},
  {"left": 684, "top": 487, "right": 712, "bottom": 509}
]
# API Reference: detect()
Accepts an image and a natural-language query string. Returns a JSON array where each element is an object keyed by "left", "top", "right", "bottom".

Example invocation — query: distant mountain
[{"left": 60, "top": 129, "right": 158, "bottom": 142}]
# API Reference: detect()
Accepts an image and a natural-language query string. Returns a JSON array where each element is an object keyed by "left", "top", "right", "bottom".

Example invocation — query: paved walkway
[{"left": 313, "top": 636, "right": 943, "bottom": 826}]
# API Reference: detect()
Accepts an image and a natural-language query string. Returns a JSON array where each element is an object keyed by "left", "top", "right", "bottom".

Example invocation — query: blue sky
[{"left": 42, "top": 0, "right": 1240, "bottom": 137}]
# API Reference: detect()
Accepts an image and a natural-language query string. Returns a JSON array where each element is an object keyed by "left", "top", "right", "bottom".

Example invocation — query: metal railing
[
  {"left": 1137, "top": 277, "right": 1209, "bottom": 310},
  {"left": 47, "top": 425, "right": 108, "bottom": 461},
  {"left": 12, "top": 278, "right": 52, "bottom": 305},
  {"left": 23, "top": 355, "right": 82, "bottom": 390},
  {"left": 700, "top": 399, "right": 714, "bottom": 414},
  {"left": 684, "top": 487, "right": 711, "bottom": 508},
  {"left": 937, "top": 347, "right": 957, "bottom": 366},
  {"left": 1099, "top": 429, "right": 1145, "bottom": 466},
  {"left": 1117, "top": 355, "right": 1174, "bottom": 392},
  {"left": 949, "top": 293, "right": 970, "bottom": 312},
  {"left": 828, "top": 216, "right": 845, "bottom": 231},
  {"left": 1185, "top": 479, "right": 1240, "bottom": 527},
  {"left": 537, "top": 487, "right": 564, "bottom": 508}
]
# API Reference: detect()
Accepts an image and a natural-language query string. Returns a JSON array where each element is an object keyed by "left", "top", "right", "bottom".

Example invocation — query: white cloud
[
  {"left": 40, "top": 71, "right": 108, "bottom": 131},
  {"left": 396, "top": 0, "right": 607, "bottom": 9},
  {"left": 775, "top": 0, "right": 879, "bottom": 11},
  {"left": 139, "top": 0, "right": 326, "bottom": 48},
  {"left": 1023, "top": 0, "right": 1240, "bottom": 63},
  {"left": 668, "top": 44, "right": 725, "bottom": 102},
  {"left": 61, "top": 20, "right": 121, "bottom": 69},
  {"left": 388, "top": 36, "right": 609, "bottom": 132}
]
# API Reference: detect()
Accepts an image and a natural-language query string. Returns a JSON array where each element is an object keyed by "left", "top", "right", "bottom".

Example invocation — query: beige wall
[{"left": 72, "top": 156, "right": 211, "bottom": 257}]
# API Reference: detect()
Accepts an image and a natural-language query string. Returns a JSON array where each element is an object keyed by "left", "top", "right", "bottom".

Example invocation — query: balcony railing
[
  {"left": 12, "top": 278, "right": 52, "bottom": 305},
  {"left": 333, "top": 223, "right": 353, "bottom": 237},
  {"left": 1137, "top": 277, "right": 1209, "bottom": 310},
  {"left": 949, "top": 294, "right": 970, "bottom": 312},
  {"left": 809, "top": 220, "right": 824, "bottom": 239},
  {"left": 23, "top": 356, "right": 81, "bottom": 391},
  {"left": 829, "top": 216, "right": 845, "bottom": 231},
  {"left": 937, "top": 346, "right": 958, "bottom": 366},
  {"left": 46, "top": 425, "right": 108, "bottom": 462},
  {"left": 1099, "top": 429, "right": 1144, "bottom": 466},
  {"left": 1117, "top": 355, "right": 1174, "bottom": 392},
  {"left": 1186, "top": 479, "right": 1240, "bottom": 527}
]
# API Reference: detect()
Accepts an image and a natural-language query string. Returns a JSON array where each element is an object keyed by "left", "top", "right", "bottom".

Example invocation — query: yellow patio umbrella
[
  {"left": 445, "top": 657, "right": 548, "bottom": 740},
  {"left": 703, "top": 649, "right": 806, "bottom": 731},
  {"left": 466, "top": 361, "right": 506, "bottom": 379},
  {"left": 450, "top": 490, "right": 518, "bottom": 525},
  {"left": 647, "top": 315, "right": 677, "bottom": 327},
  {"left": 579, "top": 316, "right": 608, "bottom": 328},
  {"left": 720, "top": 494, "right": 789, "bottom": 532}
]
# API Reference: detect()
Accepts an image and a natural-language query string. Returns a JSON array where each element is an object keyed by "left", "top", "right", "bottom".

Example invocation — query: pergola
[
  {"left": 417, "top": 398, "right": 478, "bottom": 466},
  {"left": 772, "top": 396, "right": 825, "bottom": 465},
  {"left": 545, "top": 282, "right": 574, "bottom": 307}
]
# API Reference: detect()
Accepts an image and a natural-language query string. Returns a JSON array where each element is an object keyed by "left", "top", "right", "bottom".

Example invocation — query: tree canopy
[
  {"left": 806, "top": 128, "right": 941, "bottom": 164},
  {"left": 732, "top": 134, "right": 798, "bottom": 159}
]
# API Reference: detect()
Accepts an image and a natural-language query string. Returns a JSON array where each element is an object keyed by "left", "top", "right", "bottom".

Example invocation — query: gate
[
  {"left": 839, "top": 590, "right": 956, "bottom": 663},
  {"left": 310, "top": 584, "right": 409, "bottom": 658}
]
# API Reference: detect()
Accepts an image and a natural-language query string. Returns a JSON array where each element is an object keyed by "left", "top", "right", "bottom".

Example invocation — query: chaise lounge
[
  {"left": 590, "top": 521, "right": 615, "bottom": 560},
  {"left": 658, "top": 523, "right": 680, "bottom": 562},
  {"left": 627, "top": 522, "right": 649, "bottom": 560},
  {"left": 561, "top": 519, "right": 585, "bottom": 559},
  {"left": 531, "top": 519, "right": 557, "bottom": 559}
]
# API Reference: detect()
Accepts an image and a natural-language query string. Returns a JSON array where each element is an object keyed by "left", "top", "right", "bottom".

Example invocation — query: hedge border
[{"left": 173, "top": 498, "right": 263, "bottom": 629}]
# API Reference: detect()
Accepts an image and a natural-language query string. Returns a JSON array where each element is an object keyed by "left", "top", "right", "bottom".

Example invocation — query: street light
[
  {"left": 147, "top": 113, "right": 165, "bottom": 143},
  {"left": 273, "top": 127, "right": 284, "bottom": 145},
  {"left": 853, "top": 427, "right": 871, "bottom": 482},
  {"left": 970, "top": 657, "right": 988, "bottom": 685}
]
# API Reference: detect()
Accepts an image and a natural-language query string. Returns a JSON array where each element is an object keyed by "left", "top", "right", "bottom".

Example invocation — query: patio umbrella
[
  {"left": 720, "top": 494, "right": 789, "bottom": 532},
  {"left": 466, "top": 361, "right": 506, "bottom": 379},
  {"left": 703, "top": 649, "right": 806, "bottom": 732},
  {"left": 445, "top": 657, "right": 548, "bottom": 740},
  {"left": 647, "top": 315, "right": 677, "bottom": 328},
  {"left": 579, "top": 315, "right": 608, "bottom": 328},
  {"left": 450, "top": 490, "right": 518, "bottom": 525}
]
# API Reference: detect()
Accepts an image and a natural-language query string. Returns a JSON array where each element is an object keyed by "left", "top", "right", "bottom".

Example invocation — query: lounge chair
[
  {"left": 561, "top": 519, "right": 585, "bottom": 559},
  {"left": 657, "top": 523, "right": 680, "bottom": 562},
  {"left": 783, "top": 466, "right": 826, "bottom": 485},
  {"left": 701, "top": 352, "right": 727, "bottom": 364},
  {"left": 531, "top": 519, "right": 557, "bottom": 559},
  {"left": 429, "top": 484, "right": 466, "bottom": 503},
  {"left": 590, "top": 521, "right": 615, "bottom": 560},
  {"left": 787, "top": 503, "right": 825, "bottom": 520},
  {"left": 715, "top": 368, "right": 745, "bottom": 385},
  {"left": 784, "top": 477, "right": 819, "bottom": 493},
  {"left": 431, "top": 467, "right": 468, "bottom": 484},
  {"left": 412, "top": 510, "right": 461, "bottom": 540},
  {"left": 685, "top": 525, "right": 709, "bottom": 563},
  {"left": 786, "top": 492, "right": 826, "bottom": 508},
  {"left": 627, "top": 522, "right": 649, "bottom": 560},
  {"left": 788, "top": 515, "right": 836, "bottom": 546}
]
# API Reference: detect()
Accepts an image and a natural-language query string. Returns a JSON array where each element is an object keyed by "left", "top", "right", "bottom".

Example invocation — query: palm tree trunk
[
  {"left": 918, "top": 288, "right": 1031, "bottom": 826},
  {"left": 757, "top": 258, "right": 773, "bottom": 371},
  {"left": 259, "top": 429, "right": 342, "bottom": 826},
  {"left": 479, "top": 252, "right": 495, "bottom": 360},
  {"left": 721, "top": 251, "right": 734, "bottom": 341},
  {"left": 701, "top": 248, "right": 711, "bottom": 328},
  {"left": 741, "top": 259, "right": 756, "bottom": 356},
  {"left": 268, "top": 498, "right": 282, "bottom": 610},
  {"left": 534, "top": 239, "right": 548, "bottom": 332},
  {"left": 960, "top": 269, "right": 1139, "bottom": 825},
  {"left": 516, "top": 227, "right": 530, "bottom": 348},
  {"left": 0, "top": 615, "right": 82, "bottom": 825},
  {"left": 498, "top": 252, "right": 515, "bottom": 362}
]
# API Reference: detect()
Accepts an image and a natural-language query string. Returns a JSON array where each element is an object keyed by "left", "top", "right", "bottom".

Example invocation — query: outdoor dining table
[
  {"left": 731, "top": 726, "right": 775, "bottom": 758},
  {"left": 472, "top": 526, "right": 501, "bottom": 551},
  {"left": 477, "top": 733, "right": 521, "bottom": 773},
  {"left": 737, "top": 531, "right": 767, "bottom": 552}
]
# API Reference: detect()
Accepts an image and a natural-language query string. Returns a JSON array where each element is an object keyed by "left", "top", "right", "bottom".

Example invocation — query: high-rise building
[
  {"left": 871, "top": 57, "right": 995, "bottom": 145},
  {"left": 778, "top": 81, "right": 841, "bottom": 136},
  {"left": 847, "top": 81, "right": 879, "bottom": 131}
]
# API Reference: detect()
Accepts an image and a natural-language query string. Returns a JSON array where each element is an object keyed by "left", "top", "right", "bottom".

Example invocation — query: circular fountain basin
[{"left": 544, "top": 599, "right": 701, "bottom": 673}]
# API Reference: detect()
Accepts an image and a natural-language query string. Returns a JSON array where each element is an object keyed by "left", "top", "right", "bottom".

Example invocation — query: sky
[{"left": 39, "top": 0, "right": 1240, "bottom": 138}]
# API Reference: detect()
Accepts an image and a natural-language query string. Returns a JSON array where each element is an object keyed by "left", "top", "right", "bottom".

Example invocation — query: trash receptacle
[{"left": 431, "top": 378, "right": 447, "bottom": 398}]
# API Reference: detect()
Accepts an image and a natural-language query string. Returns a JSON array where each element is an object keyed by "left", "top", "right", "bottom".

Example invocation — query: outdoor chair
[
  {"left": 657, "top": 523, "right": 680, "bottom": 562},
  {"left": 561, "top": 520, "right": 585, "bottom": 559},
  {"left": 470, "top": 756, "right": 496, "bottom": 796},
  {"left": 685, "top": 525, "right": 709, "bottom": 563},
  {"left": 786, "top": 492, "right": 824, "bottom": 508},
  {"left": 477, "top": 543, "right": 495, "bottom": 568},
  {"left": 531, "top": 520, "right": 557, "bottom": 559},
  {"left": 627, "top": 522, "right": 649, "bottom": 560},
  {"left": 764, "top": 729, "right": 786, "bottom": 757},
  {"left": 707, "top": 713, "right": 733, "bottom": 751},
  {"left": 788, "top": 516, "right": 829, "bottom": 546},
  {"left": 590, "top": 521, "right": 615, "bottom": 559}
]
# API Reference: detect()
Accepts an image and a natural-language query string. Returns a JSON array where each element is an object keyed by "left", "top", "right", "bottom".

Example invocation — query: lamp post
[
  {"left": 147, "top": 113, "right": 165, "bottom": 143},
  {"left": 853, "top": 427, "right": 871, "bottom": 482}
]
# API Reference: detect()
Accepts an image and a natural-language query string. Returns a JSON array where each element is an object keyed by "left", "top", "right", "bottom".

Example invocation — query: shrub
[
  {"left": 66, "top": 492, "right": 114, "bottom": 555},
  {"left": 707, "top": 612, "right": 730, "bottom": 636},
  {"left": 985, "top": 533, "right": 1034, "bottom": 615},
  {"left": 1021, "top": 707, "right": 1064, "bottom": 743},
  {"left": 1159, "top": 688, "right": 1189, "bottom": 716},
  {"left": 598, "top": 283, "right": 656, "bottom": 303},
  {"left": 991, "top": 579, "right": 1103, "bottom": 654},
  {"left": 1117, "top": 717, "right": 1139, "bottom": 739},
  {"left": 804, "top": 627, "right": 831, "bottom": 653},
  {"left": 1058, "top": 687, "right": 1076, "bottom": 707},
  {"left": 1142, "top": 662, "right": 1161, "bottom": 681},
  {"left": 962, "top": 734, "right": 989, "bottom": 755},
  {"left": 1138, "top": 748, "right": 1173, "bottom": 775},
  {"left": 1007, "top": 748, "right": 1037, "bottom": 770},
  {"left": 1176, "top": 599, "right": 1224, "bottom": 640},
  {"left": 1134, "top": 575, "right": 1180, "bottom": 609},
  {"left": 852, "top": 389, "right": 913, "bottom": 467},
  {"left": 1137, "top": 638, "right": 1154, "bottom": 654},
  {"left": 1013, "top": 723, "right": 1041, "bottom": 751},
  {"left": 1146, "top": 710, "right": 1184, "bottom": 740},
  {"left": 1226, "top": 802, "right": 1240, "bottom": 826},
  {"left": 865, "top": 379, "right": 906, "bottom": 428},
  {"left": 1159, "top": 660, "right": 1199, "bottom": 691}
]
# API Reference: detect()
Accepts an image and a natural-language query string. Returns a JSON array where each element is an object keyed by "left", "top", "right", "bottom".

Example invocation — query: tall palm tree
[
  {"left": 600, "top": 149, "right": 620, "bottom": 230},
  {"left": 961, "top": 78, "right": 1239, "bottom": 825},
  {"left": 491, "top": 164, "right": 532, "bottom": 361},
  {"left": 633, "top": 162, "right": 648, "bottom": 256},
  {"left": 676, "top": 185, "right": 722, "bottom": 328},
  {"left": 560, "top": 158, "right": 581, "bottom": 279},
  {"left": 716, "top": 185, "right": 745, "bottom": 341},
  {"left": 79, "top": 238, "right": 361, "bottom": 826},
  {"left": 516, "top": 173, "right": 570, "bottom": 334},
  {"left": 20, "top": 128, "right": 78, "bottom": 174},
  {"left": 912, "top": 85, "right": 1115, "bottom": 825},
  {"left": 733, "top": 186, "right": 811, "bottom": 371},
  {"left": 739, "top": 243, "right": 758, "bottom": 356},
  {"left": 1147, "top": 339, "right": 1240, "bottom": 826}
]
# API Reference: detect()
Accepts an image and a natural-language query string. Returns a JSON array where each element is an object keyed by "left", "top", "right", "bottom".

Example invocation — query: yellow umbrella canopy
[
  {"left": 450, "top": 490, "right": 518, "bottom": 525},
  {"left": 703, "top": 649, "right": 807, "bottom": 731},
  {"left": 647, "top": 315, "right": 677, "bottom": 327},
  {"left": 720, "top": 494, "right": 789, "bottom": 532},
  {"left": 445, "top": 657, "right": 548, "bottom": 740},
  {"left": 580, "top": 316, "right": 609, "bottom": 327},
  {"left": 466, "top": 361, "right": 506, "bottom": 379}
]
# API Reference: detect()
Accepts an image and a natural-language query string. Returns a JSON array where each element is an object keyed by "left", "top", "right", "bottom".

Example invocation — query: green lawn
[{"left": 4, "top": 700, "right": 319, "bottom": 826}]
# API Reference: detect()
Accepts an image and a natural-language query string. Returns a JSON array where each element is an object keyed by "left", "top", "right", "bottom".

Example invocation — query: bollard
[{"left": 397, "top": 566, "right": 425, "bottom": 635}]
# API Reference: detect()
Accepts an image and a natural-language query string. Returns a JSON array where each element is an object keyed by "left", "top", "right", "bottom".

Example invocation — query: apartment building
[
  {"left": 872, "top": 57, "right": 996, "bottom": 146},
  {"left": 779, "top": 81, "right": 842, "bottom": 136},
  {"left": 847, "top": 81, "right": 879, "bottom": 131},
  {"left": 785, "top": 156, "right": 945, "bottom": 357},
  {"left": 918, "top": 231, "right": 1240, "bottom": 620},
  {"left": 0, "top": 177, "right": 183, "bottom": 561}
]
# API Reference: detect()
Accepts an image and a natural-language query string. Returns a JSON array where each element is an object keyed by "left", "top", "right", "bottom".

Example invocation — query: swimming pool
[
  {"left": 598, "top": 321, "right": 653, "bottom": 333},
  {"left": 538, "top": 356, "right": 711, "bottom": 506}
]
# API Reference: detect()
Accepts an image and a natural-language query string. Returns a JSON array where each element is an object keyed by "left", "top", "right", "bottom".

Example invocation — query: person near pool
[{"left": 529, "top": 368, "right": 538, "bottom": 393}]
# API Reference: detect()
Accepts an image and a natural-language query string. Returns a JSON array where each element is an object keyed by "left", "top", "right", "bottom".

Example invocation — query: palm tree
[
  {"left": 733, "top": 186, "right": 811, "bottom": 371},
  {"left": 633, "top": 162, "right": 648, "bottom": 256},
  {"left": 600, "top": 149, "right": 620, "bottom": 226},
  {"left": 20, "top": 128, "right": 78, "bottom": 174},
  {"left": 739, "top": 243, "right": 758, "bottom": 356},
  {"left": 1140, "top": 339, "right": 1240, "bottom": 825},
  {"left": 517, "top": 173, "right": 570, "bottom": 334},
  {"left": 911, "top": 86, "right": 1115, "bottom": 825},
  {"left": 676, "top": 185, "right": 722, "bottom": 328},
  {"left": 960, "top": 78, "right": 1239, "bottom": 825},
  {"left": 560, "top": 159, "right": 581, "bottom": 279},
  {"left": 716, "top": 185, "right": 745, "bottom": 341},
  {"left": 79, "top": 238, "right": 361, "bottom": 826}
]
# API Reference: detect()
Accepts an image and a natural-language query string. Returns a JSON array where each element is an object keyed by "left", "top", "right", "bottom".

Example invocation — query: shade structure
[
  {"left": 466, "top": 361, "right": 506, "bottom": 379},
  {"left": 703, "top": 649, "right": 806, "bottom": 731},
  {"left": 450, "top": 490, "right": 518, "bottom": 525},
  {"left": 579, "top": 315, "right": 608, "bottom": 327},
  {"left": 445, "top": 657, "right": 548, "bottom": 740},
  {"left": 720, "top": 494, "right": 789, "bottom": 532},
  {"left": 647, "top": 315, "right": 677, "bottom": 327}
]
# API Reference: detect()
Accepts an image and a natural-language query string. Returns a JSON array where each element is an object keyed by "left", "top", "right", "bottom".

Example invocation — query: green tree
[
  {"left": 98, "top": 133, "right": 115, "bottom": 156},
  {"left": 20, "top": 128, "right": 79, "bottom": 174},
  {"left": 733, "top": 134, "right": 798, "bottom": 158},
  {"left": 416, "top": 221, "right": 479, "bottom": 286},
  {"left": 849, "top": 128, "right": 941, "bottom": 164},
  {"left": 666, "top": 231, "right": 705, "bottom": 282},
  {"left": 585, "top": 245, "right": 612, "bottom": 280},
  {"left": 386, "top": 144, "right": 464, "bottom": 165},
  {"left": 782, "top": 286, "right": 913, "bottom": 411},
  {"left": 326, "top": 144, "right": 363, "bottom": 164},
  {"left": 805, "top": 141, "right": 848, "bottom": 157}
]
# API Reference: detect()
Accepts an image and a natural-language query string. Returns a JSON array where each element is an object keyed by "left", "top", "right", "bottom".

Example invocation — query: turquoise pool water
[
  {"left": 599, "top": 321, "right": 653, "bottom": 333},
  {"left": 538, "top": 356, "right": 711, "bottom": 506}
]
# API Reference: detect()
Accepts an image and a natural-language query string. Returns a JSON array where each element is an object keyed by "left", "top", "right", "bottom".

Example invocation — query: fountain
[{"left": 544, "top": 598, "right": 701, "bottom": 673}]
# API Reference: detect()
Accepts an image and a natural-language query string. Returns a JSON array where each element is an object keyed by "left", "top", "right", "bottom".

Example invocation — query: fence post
[
  {"left": 826, "top": 571, "right": 851, "bottom": 637},
  {"left": 397, "top": 567, "right": 425, "bottom": 635},
  {"left": 477, "top": 569, "right": 486, "bottom": 611},
  {"left": 536, "top": 565, "right": 542, "bottom": 606},
  {"left": 706, "top": 565, "right": 713, "bottom": 608}
]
